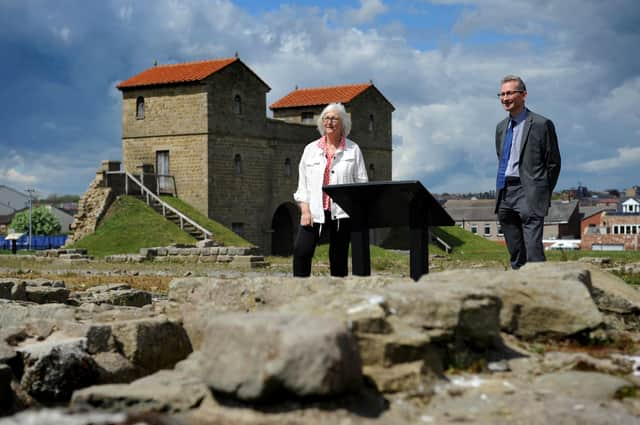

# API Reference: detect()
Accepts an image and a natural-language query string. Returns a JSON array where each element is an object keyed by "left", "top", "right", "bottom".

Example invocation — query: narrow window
[
  {"left": 484, "top": 224, "right": 491, "bottom": 236},
  {"left": 233, "top": 95, "right": 242, "bottom": 114},
  {"left": 136, "top": 96, "right": 145, "bottom": 119},
  {"left": 368, "top": 163, "right": 375, "bottom": 180},
  {"left": 368, "top": 114, "right": 374, "bottom": 132},
  {"left": 232, "top": 222, "right": 244, "bottom": 236},
  {"left": 234, "top": 154, "right": 242, "bottom": 175},
  {"left": 471, "top": 225, "right": 478, "bottom": 234},
  {"left": 284, "top": 158, "right": 292, "bottom": 177},
  {"left": 301, "top": 112, "right": 314, "bottom": 124}
]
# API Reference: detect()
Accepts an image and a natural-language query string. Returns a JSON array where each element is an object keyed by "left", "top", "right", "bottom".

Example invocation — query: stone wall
[
  {"left": 65, "top": 171, "right": 114, "bottom": 245},
  {"left": 122, "top": 85, "right": 208, "bottom": 139},
  {"left": 122, "top": 135, "right": 209, "bottom": 215}
]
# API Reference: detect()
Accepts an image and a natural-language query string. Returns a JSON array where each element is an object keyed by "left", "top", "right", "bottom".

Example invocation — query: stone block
[
  {"left": 25, "top": 286, "right": 70, "bottom": 304},
  {"left": 110, "top": 317, "right": 192, "bottom": 376},
  {"left": 198, "top": 256, "right": 218, "bottom": 263},
  {"left": 200, "top": 312, "right": 362, "bottom": 401}
]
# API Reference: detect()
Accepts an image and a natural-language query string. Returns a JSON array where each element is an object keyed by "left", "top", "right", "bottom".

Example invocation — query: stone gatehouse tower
[{"left": 117, "top": 57, "right": 394, "bottom": 255}]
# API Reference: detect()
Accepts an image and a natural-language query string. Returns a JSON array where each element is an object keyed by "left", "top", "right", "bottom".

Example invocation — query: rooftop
[
  {"left": 270, "top": 83, "right": 373, "bottom": 109},
  {"left": 546, "top": 199, "right": 579, "bottom": 224},
  {"left": 117, "top": 58, "right": 239, "bottom": 89},
  {"left": 443, "top": 199, "right": 496, "bottom": 221}
]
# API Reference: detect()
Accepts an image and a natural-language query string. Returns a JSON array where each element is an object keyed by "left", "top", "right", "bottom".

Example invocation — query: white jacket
[{"left": 294, "top": 137, "right": 368, "bottom": 224}]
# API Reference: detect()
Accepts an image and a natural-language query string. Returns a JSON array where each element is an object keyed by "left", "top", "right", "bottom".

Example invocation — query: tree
[
  {"left": 44, "top": 193, "right": 80, "bottom": 204},
  {"left": 9, "top": 206, "right": 61, "bottom": 235}
]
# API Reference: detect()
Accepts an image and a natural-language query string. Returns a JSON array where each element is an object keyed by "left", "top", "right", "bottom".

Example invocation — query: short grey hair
[
  {"left": 501, "top": 75, "right": 527, "bottom": 91},
  {"left": 317, "top": 103, "right": 351, "bottom": 137}
]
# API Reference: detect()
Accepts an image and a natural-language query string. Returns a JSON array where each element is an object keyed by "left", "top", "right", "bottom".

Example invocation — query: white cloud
[
  {"left": 580, "top": 146, "right": 640, "bottom": 173},
  {"left": 52, "top": 25, "right": 72, "bottom": 44},
  {"left": 595, "top": 76, "right": 640, "bottom": 125},
  {"left": 0, "top": 168, "right": 38, "bottom": 186},
  {"left": 392, "top": 97, "right": 500, "bottom": 184},
  {"left": 346, "top": 0, "right": 388, "bottom": 24}
]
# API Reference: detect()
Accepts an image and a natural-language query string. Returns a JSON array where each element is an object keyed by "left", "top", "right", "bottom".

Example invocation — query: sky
[{"left": 1, "top": 0, "right": 639, "bottom": 198}]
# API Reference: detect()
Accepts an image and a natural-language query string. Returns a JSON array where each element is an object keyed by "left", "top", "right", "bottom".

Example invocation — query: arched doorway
[{"left": 271, "top": 202, "right": 298, "bottom": 256}]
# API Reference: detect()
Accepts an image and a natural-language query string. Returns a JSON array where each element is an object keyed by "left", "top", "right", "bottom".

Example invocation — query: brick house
[
  {"left": 580, "top": 206, "right": 615, "bottom": 238},
  {"left": 116, "top": 57, "right": 393, "bottom": 255},
  {"left": 581, "top": 199, "right": 640, "bottom": 251}
]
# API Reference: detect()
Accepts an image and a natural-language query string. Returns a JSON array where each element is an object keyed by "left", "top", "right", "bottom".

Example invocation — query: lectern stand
[{"left": 323, "top": 180, "right": 454, "bottom": 281}]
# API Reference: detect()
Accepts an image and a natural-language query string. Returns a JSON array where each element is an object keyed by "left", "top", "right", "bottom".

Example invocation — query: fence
[{"left": 0, "top": 234, "right": 68, "bottom": 251}]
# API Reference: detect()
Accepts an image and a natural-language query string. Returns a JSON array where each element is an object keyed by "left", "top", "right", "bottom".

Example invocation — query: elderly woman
[{"left": 293, "top": 102, "right": 368, "bottom": 277}]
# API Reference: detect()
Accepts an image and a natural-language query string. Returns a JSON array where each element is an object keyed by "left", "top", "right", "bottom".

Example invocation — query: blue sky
[{"left": 1, "top": 0, "right": 639, "bottom": 197}]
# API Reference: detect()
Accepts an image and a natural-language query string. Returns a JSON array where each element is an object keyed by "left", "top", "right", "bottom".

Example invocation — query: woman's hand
[{"left": 299, "top": 203, "right": 313, "bottom": 226}]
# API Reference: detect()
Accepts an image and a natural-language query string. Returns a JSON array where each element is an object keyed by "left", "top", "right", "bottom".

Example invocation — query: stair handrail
[
  {"left": 124, "top": 171, "right": 212, "bottom": 240},
  {"left": 433, "top": 234, "right": 452, "bottom": 253}
]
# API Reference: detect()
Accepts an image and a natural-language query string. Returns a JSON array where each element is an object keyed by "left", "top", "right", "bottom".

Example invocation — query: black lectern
[{"left": 323, "top": 180, "right": 454, "bottom": 281}]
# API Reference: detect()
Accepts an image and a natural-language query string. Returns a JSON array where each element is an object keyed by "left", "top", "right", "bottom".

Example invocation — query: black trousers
[
  {"left": 497, "top": 180, "right": 545, "bottom": 269},
  {"left": 293, "top": 211, "right": 351, "bottom": 277}
]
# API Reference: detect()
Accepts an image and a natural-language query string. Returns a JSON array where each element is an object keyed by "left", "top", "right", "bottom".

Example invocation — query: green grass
[
  {"left": 298, "top": 226, "right": 509, "bottom": 273},
  {"left": 69, "top": 196, "right": 197, "bottom": 257},
  {"left": 611, "top": 269, "right": 640, "bottom": 286},
  {"left": 312, "top": 243, "right": 410, "bottom": 272},
  {"left": 160, "top": 196, "right": 253, "bottom": 247},
  {"left": 545, "top": 249, "right": 640, "bottom": 263},
  {"left": 0, "top": 250, "right": 36, "bottom": 256},
  {"left": 433, "top": 226, "right": 508, "bottom": 261}
]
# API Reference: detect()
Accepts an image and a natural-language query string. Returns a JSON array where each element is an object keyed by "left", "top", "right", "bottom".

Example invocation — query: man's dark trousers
[{"left": 498, "top": 178, "right": 545, "bottom": 269}]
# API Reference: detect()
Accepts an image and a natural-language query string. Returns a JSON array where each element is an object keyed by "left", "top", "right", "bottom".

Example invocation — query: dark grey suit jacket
[{"left": 495, "top": 108, "right": 561, "bottom": 217}]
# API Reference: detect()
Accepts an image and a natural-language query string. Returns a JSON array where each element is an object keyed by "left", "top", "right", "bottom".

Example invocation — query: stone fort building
[{"left": 116, "top": 57, "right": 394, "bottom": 255}]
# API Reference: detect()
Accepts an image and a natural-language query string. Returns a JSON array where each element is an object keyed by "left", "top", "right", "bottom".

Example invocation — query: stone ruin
[
  {"left": 0, "top": 262, "right": 640, "bottom": 424},
  {"left": 65, "top": 161, "right": 116, "bottom": 246}
]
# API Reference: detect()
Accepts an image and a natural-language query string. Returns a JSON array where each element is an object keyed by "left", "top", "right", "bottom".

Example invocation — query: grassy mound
[
  {"left": 70, "top": 196, "right": 198, "bottom": 257},
  {"left": 160, "top": 196, "right": 253, "bottom": 247},
  {"left": 433, "top": 226, "right": 507, "bottom": 261}
]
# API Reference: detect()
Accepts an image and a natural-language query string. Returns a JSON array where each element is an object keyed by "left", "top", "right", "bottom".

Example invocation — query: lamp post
[{"left": 26, "top": 188, "right": 35, "bottom": 250}]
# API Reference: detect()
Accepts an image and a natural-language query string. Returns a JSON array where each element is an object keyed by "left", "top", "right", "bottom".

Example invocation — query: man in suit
[{"left": 494, "top": 75, "right": 561, "bottom": 269}]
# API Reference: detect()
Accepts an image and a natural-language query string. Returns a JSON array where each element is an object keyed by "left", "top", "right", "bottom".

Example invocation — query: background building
[
  {"left": 117, "top": 57, "right": 393, "bottom": 255},
  {"left": 581, "top": 199, "right": 640, "bottom": 251},
  {"left": 443, "top": 199, "right": 580, "bottom": 245}
]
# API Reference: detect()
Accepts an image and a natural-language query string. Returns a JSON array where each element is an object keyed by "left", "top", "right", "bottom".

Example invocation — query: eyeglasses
[
  {"left": 497, "top": 90, "right": 524, "bottom": 98},
  {"left": 322, "top": 116, "right": 340, "bottom": 122}
]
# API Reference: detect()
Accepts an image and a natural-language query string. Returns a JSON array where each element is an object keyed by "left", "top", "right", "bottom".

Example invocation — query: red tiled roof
[
  {"left": 117, "top": 58, "right": 238, "bottom": 89},
  {"left": 269, "top": 83, "right": 372, "bottom": 109}
]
